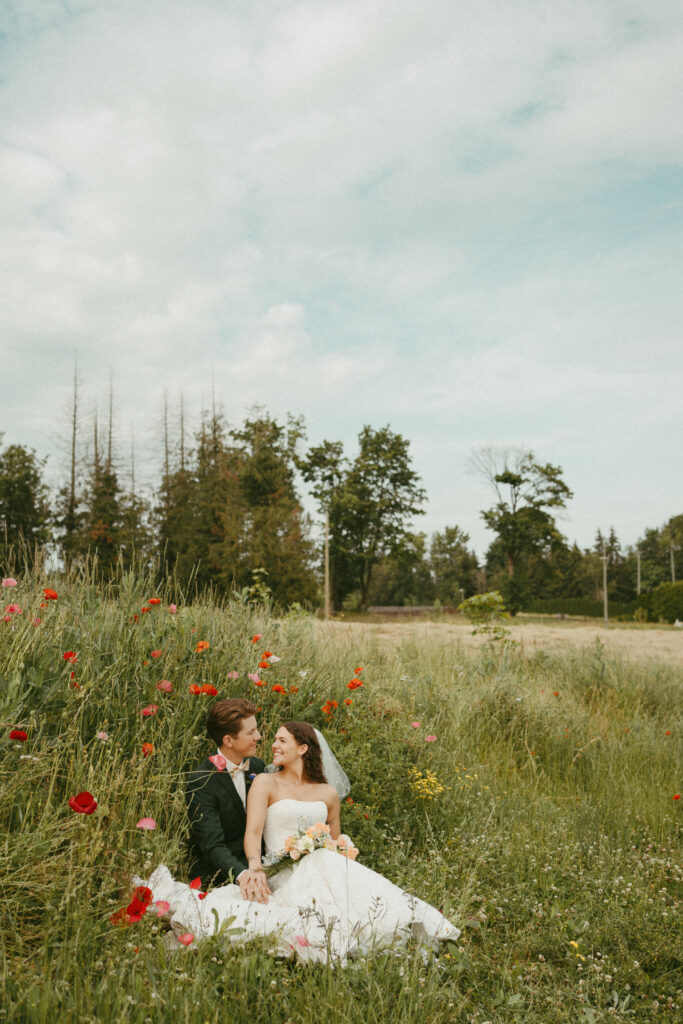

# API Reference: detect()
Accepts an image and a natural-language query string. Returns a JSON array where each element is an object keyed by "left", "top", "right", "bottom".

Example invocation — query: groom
[{"left": 186, "top": 697, "right": 271, "bottom": 902}]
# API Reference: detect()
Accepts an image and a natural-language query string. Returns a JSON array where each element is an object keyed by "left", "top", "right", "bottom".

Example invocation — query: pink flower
[
  {"left": 32, "top": 617, "right": 42, "bottom": 626},
  {"left": 410, "top": 722, "right": 421, "bottom": 729},
  {"left": 136, "top": 817, "right": 157, "bottom": 830},
  {"left": 290, "top": 849, "right": 301, "bottom": 861},
  {"left": 177, "top": 933, "right": 194, "bottom": 946},
  {"left": 96, "top": 731, "right": 109, "bottom": 742},
  {"left": 140, "top": 705, "right": 158, "bottom": 717},
  {"left": 150, "top": 649, "right": 162, "bottom": 659},
  {"left": 293, "top": 935, "right": 311, "bottom": 947},
  {"left": 2, "top": 578, "right": 18, "bottom": 587},
  {"left": 425, "top": 735, "right": 437, "bottom": 742},
  {"left": 226, "top": 671, "right": 239, "bottom": 679},
  {"left": 4, "top": 604, "right": 22, "bottom": 615},
  {"left": 156, "top": 680, "right": 173, "bottom": 693},
  {"left": 168, "top": 604, "right": 177, "bottom": 614},
  {"left": 155, "top": 900, "right": 171, "bottom": 916},
  {"left": 247, "top": 673, "right": 261, "bottom": 683},
  {"left": 208, "top": 753, "right": 227, "bottom": 771}
]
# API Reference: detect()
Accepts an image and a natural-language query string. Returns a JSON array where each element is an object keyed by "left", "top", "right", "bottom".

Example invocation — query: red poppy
[
  {"left": 43, "top": 588, "right": 58, "bottom": 600},
  {"left": 553, "top": 692, "right": 559, "bottom": 697},
  {"left": 148, "top": 598, "right": 161, "bottom": 606},
  {"left": 272, "top": 684, "right": 285, "bottom": 694},
  {"left": 344, "top": 698, "right": 352, "bottom": 706},
  {"left": 140, "top": 704, "right": 159, "bottom": 716},
  {"left": 258, "top": 660, "right": 270, "bottom": 669},
  {"left": 263, "top": 650, "right": 273, "bottom": 658},
  {"left": 63, "top": 651, "right": 78, "bottom": 664},
  {"left": 665, "top": 731, "right": 671, "bottom": 736},
  {"left": 254, "top": 680, "right": 265, "bottom": 687},
  {"left": 141, "top": 607, "right": 149, "bottom": 614},
  {"left": 198, "top": 892, "right": 207, "bottom": 900},
  {"left": 68, "top": 791, "right": 97, "bottom": 814},
  {"left": 347, "top": 679, "right": 363, "bottom": 690},
  {"left": 354, "top": 667, "right": 363, "bottom": 674},
  {"left": 674, "top": 794, "right": 681, "bottom": 801},
  {"left": 201, "top": 684, "right": 218, "bottom": 696},
  {"left": 195, "top": 641, "right": 210, "bottom": 652},
  {"left": 132, "top": 885, "right": 153, "bottom": 906},
  {"left": 111, "top": 886, "right": 153, "bottom": 926},
  {"left": 345, "top": 797, "right": 354, "bottom": 805},
  {"left": 189, "top": 877, "right": 202, "bottom": 889},
  {"left": 141, "top": 742, "right": 154, "bottom": 757},
  {"left": 189, "top": 684, "right": 202, "bottom": 695},
  {"left": 9, "top": 729, "right": 28, "bottom": 741},
  {"left": 150, "top": 650, "right": 162, "bottom": 659},
  {"left": 251, "top": 635, "right": 262, "bottom": 643},
  {"left": 289, "top": 686, "right": 299, "bottom": 694}
]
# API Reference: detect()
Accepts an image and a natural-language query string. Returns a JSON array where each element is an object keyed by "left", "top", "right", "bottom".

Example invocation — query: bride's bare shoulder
[{"left": 249, "top": 773, "right": 275, "bottom": 792}]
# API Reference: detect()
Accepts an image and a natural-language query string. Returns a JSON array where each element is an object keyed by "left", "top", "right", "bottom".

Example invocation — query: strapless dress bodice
[{"left": 262, "top": 799, "right": 328, "bottom": 856}]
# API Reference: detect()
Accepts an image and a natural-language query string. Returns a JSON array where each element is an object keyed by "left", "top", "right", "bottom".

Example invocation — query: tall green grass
[{"left": 1, "top": 566, "right": 681, "bottom": 1023}]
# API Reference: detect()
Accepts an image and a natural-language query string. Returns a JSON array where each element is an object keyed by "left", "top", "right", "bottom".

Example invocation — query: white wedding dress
[{"left": 142, "top": 799, "right": 459, "bottom": 963}]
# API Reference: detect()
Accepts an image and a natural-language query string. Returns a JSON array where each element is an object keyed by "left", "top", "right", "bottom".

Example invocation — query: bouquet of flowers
[{"left": 263, "top": 821, "right": 358, "bottom": 877}]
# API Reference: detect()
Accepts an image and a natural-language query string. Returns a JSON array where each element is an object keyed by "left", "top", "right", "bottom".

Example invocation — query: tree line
[{"left": 1, "top": 391, "right": 681, "bottom": 615}]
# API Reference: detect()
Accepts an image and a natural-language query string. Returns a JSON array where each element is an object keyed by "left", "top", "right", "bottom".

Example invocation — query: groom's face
[{"left": 223, "top": 714, "right": 261, "bottom": 762}]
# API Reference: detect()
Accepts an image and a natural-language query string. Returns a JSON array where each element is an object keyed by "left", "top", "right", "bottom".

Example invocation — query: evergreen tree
[
  {"left": 430, "top": 526, "right": 479, "bottom": 604},
  {"left": 367, "top": 532, "right": 434, "bottom": 607}
]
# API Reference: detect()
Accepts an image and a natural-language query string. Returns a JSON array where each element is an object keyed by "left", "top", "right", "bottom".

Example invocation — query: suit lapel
[{"left": 216, "top": 764, "right": 247, "bottom": 822}]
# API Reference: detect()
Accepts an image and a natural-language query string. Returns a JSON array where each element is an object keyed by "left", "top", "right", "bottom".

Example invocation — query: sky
[{"left": 1, "top": 0, "right": 682, "bottom": 558}]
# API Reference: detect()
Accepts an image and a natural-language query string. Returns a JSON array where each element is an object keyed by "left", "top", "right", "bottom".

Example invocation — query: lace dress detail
[{"left": 142, "top": 799, "right": 459, "bottom": 963}]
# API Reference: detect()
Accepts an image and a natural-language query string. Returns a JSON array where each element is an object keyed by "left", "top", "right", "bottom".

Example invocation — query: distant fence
[
  {"left": 521, "top": 597, "right": 641, "bottom": 619},
  {"left": 366, "top": 605, "right": 458, "bottom": 617}
]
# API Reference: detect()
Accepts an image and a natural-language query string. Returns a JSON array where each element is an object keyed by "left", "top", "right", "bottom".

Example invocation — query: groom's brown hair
[{"left": 206, "top": 698, "right": 258, "bottom": 746}]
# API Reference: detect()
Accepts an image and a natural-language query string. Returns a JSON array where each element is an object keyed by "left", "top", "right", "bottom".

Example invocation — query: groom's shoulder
[
  {"left": 248, "top": 756, "right": 266, "bottom": 773},
  {"left": 186, "top": 756, "right": 216, "bottom": 789}
]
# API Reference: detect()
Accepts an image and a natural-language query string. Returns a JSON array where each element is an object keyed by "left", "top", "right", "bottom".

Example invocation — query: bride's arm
[
  {"left": 325, "top": 788, "right": 341, "bottom": 840},
  {"left": 240, "top": 776, "right": 272, "bottom": 902},
  {"left": 243, "top": 775, "right": 270, "bottom": 867}
]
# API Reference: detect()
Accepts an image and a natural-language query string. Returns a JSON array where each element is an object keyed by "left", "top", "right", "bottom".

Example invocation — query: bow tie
[{"left": 209, "top": 754, "right": 248, "bottom": 774}]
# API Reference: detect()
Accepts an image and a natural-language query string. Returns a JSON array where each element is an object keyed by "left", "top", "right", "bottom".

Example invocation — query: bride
[{"left": 143, "top": 721, "right": 459, "bottom": 962}]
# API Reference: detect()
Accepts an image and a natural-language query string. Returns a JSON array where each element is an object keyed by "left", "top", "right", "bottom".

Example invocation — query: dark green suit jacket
[{"left": 186, "top": 755, "right": 266, "bottom": 889}]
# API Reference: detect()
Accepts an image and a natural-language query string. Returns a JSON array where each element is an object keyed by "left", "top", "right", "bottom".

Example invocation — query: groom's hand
[{"left": 238, "top": 869, "right": 272, "bottom": 904}]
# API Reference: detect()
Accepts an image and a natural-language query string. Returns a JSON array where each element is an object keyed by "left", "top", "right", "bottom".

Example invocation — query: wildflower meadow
[{"left": 1, "top": 567, "right": 681, "bottom": 1023}]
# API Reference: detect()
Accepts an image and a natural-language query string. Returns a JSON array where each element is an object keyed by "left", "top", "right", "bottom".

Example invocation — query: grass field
[{"left": 1, "top": 568, "right": 681, "bottom": 1023}]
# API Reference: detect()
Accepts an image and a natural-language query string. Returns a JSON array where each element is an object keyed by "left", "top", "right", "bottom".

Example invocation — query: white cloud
[{"left": 1, "top": 0, "right": 682, "bottom": 556}]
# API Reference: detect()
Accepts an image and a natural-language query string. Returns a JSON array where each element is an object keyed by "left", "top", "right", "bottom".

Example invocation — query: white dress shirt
[{"left": 218, "top": 749, "right": 248, "bottom": 884}]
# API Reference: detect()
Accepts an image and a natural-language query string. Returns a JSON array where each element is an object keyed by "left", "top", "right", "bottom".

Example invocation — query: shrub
[{"left": 650, "top": 580, "right": 683, "bottom": 623}]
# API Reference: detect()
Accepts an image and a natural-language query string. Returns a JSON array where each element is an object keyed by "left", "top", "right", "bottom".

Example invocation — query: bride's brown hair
[{"left": 281, "top": 721, "right": 327, "bottom": 784}]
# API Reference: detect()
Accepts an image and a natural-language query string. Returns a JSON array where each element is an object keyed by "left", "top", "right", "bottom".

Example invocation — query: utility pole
[
  {"left": 601, "top": 544, "right": 609, "bottom": 629},
  {"left": 671, "top": 543, "right": 681, "bottom": 583},
  {"left": 324, "top": 511, "right": 330, "bottom": 621},
  {"left": 636, "top": 547, "right": 641, "bottom": 596}
]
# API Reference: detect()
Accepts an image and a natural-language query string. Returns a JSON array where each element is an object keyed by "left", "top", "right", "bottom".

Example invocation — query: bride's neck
[{"left": 279, "top": 764, "right": 307, "bottom": 786}]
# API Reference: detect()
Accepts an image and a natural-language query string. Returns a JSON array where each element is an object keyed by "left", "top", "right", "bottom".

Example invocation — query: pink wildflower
[{"left": 136, "top": 817, "right": 157, "bottom": 831}]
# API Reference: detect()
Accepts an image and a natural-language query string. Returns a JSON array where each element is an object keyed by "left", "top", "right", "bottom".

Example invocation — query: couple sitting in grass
[{"left": 142, "top": 698, "right": 459, "bottom": 962}]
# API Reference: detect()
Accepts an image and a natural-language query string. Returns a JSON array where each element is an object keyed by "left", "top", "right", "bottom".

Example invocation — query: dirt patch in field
[{"left": 315, "top": 617, "right": 683, "bottom": 666}]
